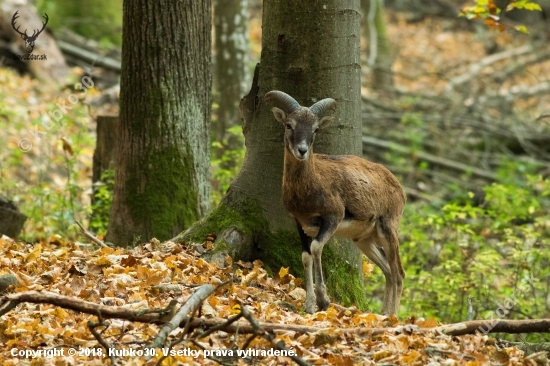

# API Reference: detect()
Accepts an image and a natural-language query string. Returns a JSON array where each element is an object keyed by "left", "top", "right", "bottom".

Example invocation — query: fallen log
[
  {"left": 2, "top": 291, "right": 550, "bottom": 337},
  {"left": 362, "top": 135, "right": 498, "bottom": 181}
]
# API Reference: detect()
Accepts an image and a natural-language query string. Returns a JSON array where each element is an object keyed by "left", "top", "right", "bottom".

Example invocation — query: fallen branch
[
  {"left": 2, "top": 291, "right": 550, "bottom": 338},
  {"left": 188, "top": 317, "right": 550, "bottom": 337},
  {"left": 57, "top": 40, "right": 121, "bottom": 72},
  {"left": 240, "top": 305, "right": 311, "bottom": 366},
  {"left": 0, "top": 290, "right": 174, "bottom": 323},
  {"left": 435, "top": 318, "right": 550, "bottom": 336},
  {"left": 446, "top": 44, "right": 533, "bottom": 92},
  {"left": 362, "top": 135, "right": 498, "bottom": 181},
  {"left": 473, "top": 82, "right": 550, "bottom": 110},
  {"left": 75, "top": 220, "right": 109, "bottom": 248},
  {"left": 147, "top": 284, "right": 215, "bottom": 350}
]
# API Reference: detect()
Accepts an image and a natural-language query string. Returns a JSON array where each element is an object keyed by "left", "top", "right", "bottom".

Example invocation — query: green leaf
[
  {"left": 515, "top": 25, "right": 530, "bottom": 34},
  {"left": 524, "top": 3, "right": 542, "bottom": 11}
]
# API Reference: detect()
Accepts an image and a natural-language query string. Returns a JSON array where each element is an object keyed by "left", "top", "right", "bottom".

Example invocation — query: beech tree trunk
[
  {"left": 179, "top": 0, "right": 369, "bottom": 308},
  {"left": 214, "top": 0, "right": 249, "bottom": 151},
  {"left": 362, "top": 0, "right": 394, "bottom": 90},
  {"left": 107, "top": 0, "right": 211, "bottom": 246}
]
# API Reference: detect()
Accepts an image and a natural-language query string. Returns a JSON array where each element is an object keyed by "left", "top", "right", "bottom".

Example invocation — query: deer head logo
[{"left": 11, "top": 10, "right": 49, "bottom": 54}]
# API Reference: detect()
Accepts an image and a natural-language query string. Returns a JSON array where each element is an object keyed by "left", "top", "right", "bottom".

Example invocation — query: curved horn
[
  {"left": 310, "top": 98, "right": 336, "bottom": 116},
  {"left": 264, "top": 90, "right": 301, "bottom": 114}
]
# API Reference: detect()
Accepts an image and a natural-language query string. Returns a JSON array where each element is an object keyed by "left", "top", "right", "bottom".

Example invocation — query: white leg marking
[{"left": 302, "top": 251, "right": 316, "bottom": 314}]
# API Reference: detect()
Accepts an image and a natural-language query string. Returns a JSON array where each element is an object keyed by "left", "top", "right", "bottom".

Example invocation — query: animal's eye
[
  {"left": 313, "top": 128, "right": 319, "bottom": 133},
  {"left": 285, "top": 124, "right": 292, "bottom": 130}
]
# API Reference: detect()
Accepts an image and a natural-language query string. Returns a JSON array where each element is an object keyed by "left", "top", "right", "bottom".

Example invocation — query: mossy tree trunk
[
  {"left": 361, "top": 0, "right": 394, "bottom": 90},
  {"left": 179, "top": 0, "right": 369, "bottom": 309},
  {"left": 214, "top": 0, "right": 249, "bottom": 154},
  {"left": 107, "top": 0, "right": 211, "bottom": 247}
]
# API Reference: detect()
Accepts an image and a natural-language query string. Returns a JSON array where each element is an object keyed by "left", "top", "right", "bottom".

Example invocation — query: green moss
[
  {"left": 124, "top": 144, "right": 199, "bottom": 245},
  {"left": 186, "top": 196, "right": 368, "bottom": 310},
  {"left": 260, "top": 228, "right": 304, "bottom": 278},
  {"left": 322, "top": 241, "right": 368, "bottom": 309},
  {"left": 185, "top": 199, "right": 264, "bottom": 241},
  {"left": 262, "top": 233, "right": 368, "bottom": 310}
]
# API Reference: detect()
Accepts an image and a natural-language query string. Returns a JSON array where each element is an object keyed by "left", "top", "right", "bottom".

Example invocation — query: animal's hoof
[
  {"left": 304, "top": 297, "right": 317, "bottom": 314},
  {"left": 316, "top": 295, "right": 330, "bottom": 311},
  {"left": 315, "top": 287, "right": 330, "bottom": 311}
]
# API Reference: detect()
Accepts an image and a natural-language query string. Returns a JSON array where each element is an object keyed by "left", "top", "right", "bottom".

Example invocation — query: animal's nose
[{"left": 297, "top": 147, "right": 307, "bottom": 157}]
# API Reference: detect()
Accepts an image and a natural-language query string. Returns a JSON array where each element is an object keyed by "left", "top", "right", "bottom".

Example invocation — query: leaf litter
[{"left": 0, "top": 235, "right": 534, "bottom": 366}]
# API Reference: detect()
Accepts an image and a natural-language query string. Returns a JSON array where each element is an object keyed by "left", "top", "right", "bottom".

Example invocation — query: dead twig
[
  {"left": 75, "top": 220, "right": 109, "bottom": 248},
  {"left": 240, "top": 304, "right": 311, "bottom": 366},
  {"left": 88, "top": 319, "right": 116, "bottom": 365},
  {"left": 425, "top": 346, "right": 475, "bottom": 360}
]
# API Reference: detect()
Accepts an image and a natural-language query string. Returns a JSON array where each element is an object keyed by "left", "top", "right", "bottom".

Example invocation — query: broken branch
[
  {"left": 75, "top": 220, "right": 109, "bottom": 248},
  {"left": 147, "top": 284, "right": 215, "bottom": 350}
]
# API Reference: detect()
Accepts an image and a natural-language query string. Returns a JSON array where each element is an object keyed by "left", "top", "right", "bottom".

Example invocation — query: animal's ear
[
  {"left": 319, "top": 116, "right": 334, "bottom": 129},
  {"left": 271, "top": 107, "right": 287, "bottom": 123}
]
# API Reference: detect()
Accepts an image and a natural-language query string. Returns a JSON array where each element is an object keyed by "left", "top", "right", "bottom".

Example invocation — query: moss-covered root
[{"left": 172, "top": 198, "right": 368, "bottom": 310}]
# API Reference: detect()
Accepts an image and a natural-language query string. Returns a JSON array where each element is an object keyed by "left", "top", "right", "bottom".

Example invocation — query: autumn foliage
[{"left": 0, "top": 235, "right": 538, "bottom": 365}]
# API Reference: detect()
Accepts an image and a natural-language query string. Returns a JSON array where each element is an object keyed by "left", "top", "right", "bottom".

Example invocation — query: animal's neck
[{"left": 283, "top": 146, "right": 316, "bottom": 185}]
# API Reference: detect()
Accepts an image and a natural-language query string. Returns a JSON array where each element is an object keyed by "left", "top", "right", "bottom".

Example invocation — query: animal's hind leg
[
  {"left": 356, "top": 238, "right": 393, "bottom": 315},
  {"left": 375, "top": 219, "right": 405, "bottom": 316}
]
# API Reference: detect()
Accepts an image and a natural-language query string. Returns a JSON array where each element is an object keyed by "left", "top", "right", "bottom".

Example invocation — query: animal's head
[
  {"left": 265, "top": 90, "right": 336, "bottom": 161},
  {"left": 11, "top": 11, "right": 49, "bottom": 54}
]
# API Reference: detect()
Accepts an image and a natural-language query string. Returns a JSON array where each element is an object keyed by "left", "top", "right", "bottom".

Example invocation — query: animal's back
[{"left": 315, "top": 154, "right": 406, "bottom": 221}]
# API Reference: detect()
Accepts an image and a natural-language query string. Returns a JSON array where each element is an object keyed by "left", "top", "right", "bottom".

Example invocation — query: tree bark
[
  {"left": 92, "top": 116, "right": 119, "bottom": 201},
  {"left": 361, "top": 0, "right": 394, "bottom": 90},
  {"left": 107, "top": 0, "right": 211, "bottom": 246},
  {"left": 214, "top": 0, "right": 249, "bottom": 151},
  {"left": 178, "top": 0, "right": 368, "bottom": 309}
]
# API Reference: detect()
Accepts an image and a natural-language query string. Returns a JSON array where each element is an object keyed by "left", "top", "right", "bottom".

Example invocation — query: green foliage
[
  {"left": 36, "top": 0, "right": 123, "bottom": 45},
  {"left": 362, "top": 174, "right": 550, "bottom": 340},
  {"left": 460, "top": 0, "right": 542, "bottom": 33},
  {"left": 210, "top": 125, "right": 246, "bottom": 206},
  {"left": 89, "top": 169, "right": 114, "bottom": 236},
  {"left": 0, "top": 68, "right": 96, "bottom": 241}
]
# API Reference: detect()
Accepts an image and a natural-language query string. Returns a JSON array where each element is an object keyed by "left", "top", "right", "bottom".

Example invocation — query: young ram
[{"left": 265, "top": 90, "right": 406, "bottom": 315}]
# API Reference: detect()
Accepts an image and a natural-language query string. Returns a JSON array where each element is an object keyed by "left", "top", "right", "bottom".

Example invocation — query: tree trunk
[
  {"left": 92, "top": 116, "right": 119, "bottom": 199},
  {"left": 178, "top": 0, "right": 368, "bottom": 308},
  {"left": 107, "top": 0, "right": 211, "bottom": 247},
  {"left": 362, "top": 0, "right": 394, "bottom": 90},
  {"left": 214, "top": 0, "right": 249, "bottom": 150}
]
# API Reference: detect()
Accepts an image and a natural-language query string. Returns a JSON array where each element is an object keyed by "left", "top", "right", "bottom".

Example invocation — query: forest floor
[
  {"left": 0, "top": 236, "right": 535, "bottom": 366},
  {"left": 0, "top": 9, "right": 549, "bottom": 366}
]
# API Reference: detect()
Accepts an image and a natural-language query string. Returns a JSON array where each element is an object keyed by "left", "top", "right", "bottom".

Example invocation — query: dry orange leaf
[
  {"left": 278, "top": 266, "right": 289, "bottom": 279},
  {"left": 25, "top": 244, "right": 42, "bottom": 262}
]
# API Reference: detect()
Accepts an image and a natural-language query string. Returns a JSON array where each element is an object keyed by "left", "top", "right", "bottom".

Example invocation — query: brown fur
[{"left": 266, "top": 91, "right": 406, "bottom": 315}]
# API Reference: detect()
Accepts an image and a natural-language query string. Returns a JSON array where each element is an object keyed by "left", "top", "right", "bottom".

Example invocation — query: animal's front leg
[
  {"left": 297, "top": 219, "right": 316, "bottom": 313},
  {"left": 311, "top": 217, "right": 339, "bottom": 311},
  {"left": 302, "top": 251, "right": 316, "bottom": 313},
  {"left": 311, "top": 239, "right": 330, "bottom": 311}
]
